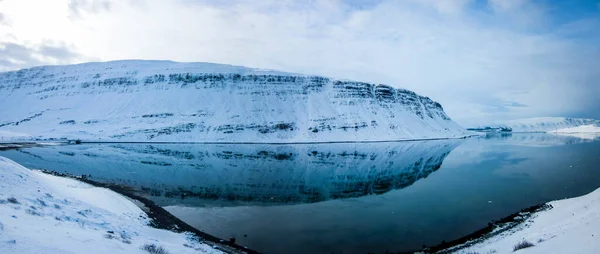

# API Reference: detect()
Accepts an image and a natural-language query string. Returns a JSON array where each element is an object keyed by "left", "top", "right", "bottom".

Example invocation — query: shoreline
[
  {"left": 0, "top": 142, "right": 64, "bottom": 151},
  {"left": 37, "top": 170, "right": 560, "bottom": 254},
  {"left": 62, "top": 171, "right": 592, "bottom": 254},
  {"left": 38, "top": 169, "right": 260, "bottom": 254},
  {"left": 1, "top": 134, "right": 475, "bottom": 146},
  {"left": 422, "top": 203, "right": 553, "bottom": 253},
  {"left": 78, "top": 136, "right": 472, "bottom": 144},
  {"left": 446, "top": 187, "right": 600, "bottom": 253}
]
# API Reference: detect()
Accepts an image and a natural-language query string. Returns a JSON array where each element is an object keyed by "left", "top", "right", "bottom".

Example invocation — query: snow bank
[
  {"left": 454, "top": 187, "right": 600, "bottom": 254},
  {"left": 0, "top": 156, "right": 222, "bottom": 254}
]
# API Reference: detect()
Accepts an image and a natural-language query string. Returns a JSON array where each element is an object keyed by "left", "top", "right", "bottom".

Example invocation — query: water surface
[{"left": 1, "top": 133, "right": 599, "bottom": 253}]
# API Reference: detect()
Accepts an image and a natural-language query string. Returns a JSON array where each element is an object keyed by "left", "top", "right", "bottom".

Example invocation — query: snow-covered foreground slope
[
  {"left": 0, "top": 156, "right": 222, "bottom": 254},
  {"left": 499, "top": 117, "right": 600, "bottom": 133},
  {"left": 0, "top": 60, "right": 467, "bottom": 142},
  {"left": 453, "top": 187, "right": 600, "bottom": 254}
]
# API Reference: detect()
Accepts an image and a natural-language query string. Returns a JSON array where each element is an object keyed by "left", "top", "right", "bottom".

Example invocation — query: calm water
[{"left": 1, "top": 133, "right": 600, "bottom": 253}]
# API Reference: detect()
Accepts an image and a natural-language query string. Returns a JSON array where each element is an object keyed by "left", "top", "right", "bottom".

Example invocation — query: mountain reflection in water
[{"left": 0, "top": 140, "right": 461, "bottom": 206}]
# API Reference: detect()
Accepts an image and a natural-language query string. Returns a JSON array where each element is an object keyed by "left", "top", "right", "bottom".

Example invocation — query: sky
[{"left": 0, "top": 0, "right": 599, "bottom": 126}]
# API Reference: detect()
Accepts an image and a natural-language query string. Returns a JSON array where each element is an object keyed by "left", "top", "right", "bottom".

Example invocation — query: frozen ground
[
  {"left": 0, "top": 156, "right": 222, "bottom": 254},
  {"left": 451, "top": 187, "right": 600, "bottom": 254}
]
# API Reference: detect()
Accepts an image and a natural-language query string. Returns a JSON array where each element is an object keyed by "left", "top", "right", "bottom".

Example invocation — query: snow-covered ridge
[
  {"left": 471, "top": 117, "right": 600, "bottom": 133},
  {"left": 0, "top": 60, "right": 467, "bottom": 142}
]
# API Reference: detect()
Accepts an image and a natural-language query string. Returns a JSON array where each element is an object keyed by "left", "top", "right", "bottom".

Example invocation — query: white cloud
[
  {"left": 67, "top": 0, "right": 112, "bottom": 19},
  {"left": 0, "top": 0, "right": 598, "bottom": 125},
  {"left": 0, "top": 41, "right": 92, "bottom": 72}
]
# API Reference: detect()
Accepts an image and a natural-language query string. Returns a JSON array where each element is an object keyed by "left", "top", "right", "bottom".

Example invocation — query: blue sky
[{"left": 0, "top": 0, "right": 599, "bottom": 126}]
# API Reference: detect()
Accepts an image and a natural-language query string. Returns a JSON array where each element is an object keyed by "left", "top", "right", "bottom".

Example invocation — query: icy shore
[
  {"left": 448, "top": 187, "right": 600, "bottom": 253},
  {"left": 0, "top": 156, "right": 223, "bottom": 254}
]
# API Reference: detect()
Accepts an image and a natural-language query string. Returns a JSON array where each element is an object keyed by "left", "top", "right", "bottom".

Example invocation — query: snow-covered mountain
[
  {"left": 0, "top": 60, "right": 467, "bottom": 142},
  {"left": 548, "top": 125, "right": 600, "bottom": 140},
  {"left": 476, "top": 132, "right": 600, "bottom": 146},
  {"left": 471, "top": 117, "right": 600, "bottom": 133}
]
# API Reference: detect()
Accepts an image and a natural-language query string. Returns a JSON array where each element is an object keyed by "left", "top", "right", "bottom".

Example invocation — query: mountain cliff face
[
  {"left": 0, "top": 60, "right": 467, "bottom": 142},
  {"left": 471, "top": 117, "right": 600, "bottom": 133}
]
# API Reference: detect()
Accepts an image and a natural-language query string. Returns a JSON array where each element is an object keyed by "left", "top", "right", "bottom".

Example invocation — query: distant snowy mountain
[
  {"left": 548, "top": 125, "right": 600, "bottom": 140},
  {"left": 466, "top": 126, "right": 512, "bottom": 132},
  {"left": 471, "top": 117, "right": 600, "bottom": 133},
  {"left": 476, "top": 132, "right": 600, "bottom": 146},
  {"left": 0, "top": 60, "right": 467, "bottom": 142},
  {"left": 550, "top": 125, "right": 600, "bottom": 133}
]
